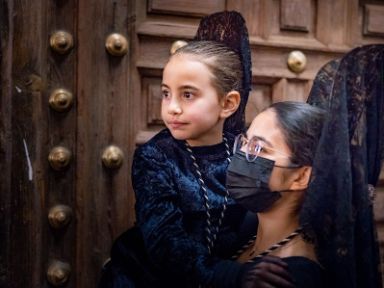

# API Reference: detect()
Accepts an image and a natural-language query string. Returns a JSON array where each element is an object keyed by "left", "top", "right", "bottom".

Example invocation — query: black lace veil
[
  {"left": 194, "top": 11, "right": 252, "bottom": 136},
  {"left": 303, "top": 44, "right": 384, "bottom": 287}
]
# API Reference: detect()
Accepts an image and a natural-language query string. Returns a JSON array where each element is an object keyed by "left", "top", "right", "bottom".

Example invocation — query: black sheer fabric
[
  {"left": 304, "top": 44, "right": 384, "bottom": 287},
  {"left": 194, "top": 11, "right": 252, "bottom": 136}
]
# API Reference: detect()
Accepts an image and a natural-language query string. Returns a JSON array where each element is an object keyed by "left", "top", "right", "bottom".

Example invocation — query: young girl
[{"left": 131, "top": 11, "right": 293, "bottom": 288}]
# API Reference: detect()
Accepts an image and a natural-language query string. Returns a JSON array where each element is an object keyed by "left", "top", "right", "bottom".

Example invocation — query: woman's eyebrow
[{"left": 250, "top": 134, "right": 274, "bottom": 148}]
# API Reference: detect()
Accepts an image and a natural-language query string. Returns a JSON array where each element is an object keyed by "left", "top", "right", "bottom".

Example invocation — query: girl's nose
[{"left": 168, "top": 97, "right": 182, "bottom": 115}]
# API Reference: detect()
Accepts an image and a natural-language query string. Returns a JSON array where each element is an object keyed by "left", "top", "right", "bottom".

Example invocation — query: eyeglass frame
[{"left": 233, "top": 133, "right": 301, "bottom": 168}]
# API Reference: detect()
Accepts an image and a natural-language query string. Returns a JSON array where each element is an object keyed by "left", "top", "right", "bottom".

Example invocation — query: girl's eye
[
  {"left": 162, "top": 90, "right": 170, "bottom": 99},
  {"left": 183, "top": 91, "right": 193, "bottom": 99}
]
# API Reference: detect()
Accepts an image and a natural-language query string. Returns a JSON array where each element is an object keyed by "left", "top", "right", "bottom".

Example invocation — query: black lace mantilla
[{"left": 304, "top": 44, "right": 384, "bottom": 287}]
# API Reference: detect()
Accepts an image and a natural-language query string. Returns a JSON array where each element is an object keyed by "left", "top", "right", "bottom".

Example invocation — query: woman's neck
[{"left": 254, "top": 204, "right": 300, "bottom": 255}]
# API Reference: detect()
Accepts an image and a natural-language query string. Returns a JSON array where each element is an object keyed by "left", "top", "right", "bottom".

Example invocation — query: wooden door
[
  {"left": 1, "top": 0, "right": 136, "bottom": 287},
  {"left": 1, "top": 0, "right": 384, "bottom": 287}
]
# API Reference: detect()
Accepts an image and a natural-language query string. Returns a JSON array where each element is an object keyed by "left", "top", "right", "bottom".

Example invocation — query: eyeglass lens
[{"left": 234, "top": 134, "right": 263, "bottom": 162}]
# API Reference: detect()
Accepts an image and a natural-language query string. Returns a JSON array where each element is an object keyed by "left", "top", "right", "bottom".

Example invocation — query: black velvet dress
[{"left": 132, "top": 129, "right": 252, "bottom": 287}]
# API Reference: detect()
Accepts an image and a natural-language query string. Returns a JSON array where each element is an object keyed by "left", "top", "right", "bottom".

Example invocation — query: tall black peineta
[{"left": 194, "top": 11, "right": 252, "bottom": 136}]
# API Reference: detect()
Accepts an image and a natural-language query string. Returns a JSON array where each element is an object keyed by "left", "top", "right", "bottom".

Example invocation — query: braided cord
[
  {"left": 231, "top": 228, "right": 303, "bottom": 262},
  {"left": 231, "top": 235, "right": 257, "bottom": 260},
  {"left": 211, "top": 138, "right": 231, "bottom": 245},
  {"left": 248, "top": 228, "right": 303, "bottom": 261},
  {"left": 185, "top": 136, "right": 230, "bottom": 254}
]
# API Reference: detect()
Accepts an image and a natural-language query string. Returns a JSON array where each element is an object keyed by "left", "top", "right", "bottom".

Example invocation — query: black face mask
[{"left": 226, "top": 151, "right": 283, "bottom": 213}]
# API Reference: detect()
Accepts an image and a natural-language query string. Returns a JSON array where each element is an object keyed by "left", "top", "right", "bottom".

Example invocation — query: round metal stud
[
  {"left": 48, "top": 205, "right": 73, "bottom": 229},
  {"left": 49, "top": 88, "right": 74, "bottom": 112},
  {"left": 101, "top": 145, "right": 124, "bottom": 169},
  {"left": 47, "top": 260, "right": 71, "bottom": 286},
  {"left": 170, "top": 40, "right": 188, "bottom": 55},
  {"left": 48, "top": 146, "right": 72, "bottom": 171},
  {"left": 287, "top": 50, "right": 307, "bottom": 73},
  {"left": 50, "top": 31, "right": 74, "bottom": 54},
  {"left": 105, "top": 33, "right": 128, "bottom": 56}
]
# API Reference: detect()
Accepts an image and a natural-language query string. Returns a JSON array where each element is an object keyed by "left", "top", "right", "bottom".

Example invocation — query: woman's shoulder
[
  {"left": 282, "top": 256, "right": 325, "bottom": 288},
  {"left": 272, "top": 237, "right": 324, "bottom": 287},
  {"left": 273, "top": 235, "right": 318, "bottom": 262},
  {"left": 282, "top": 256, "right": 323, "bottom": 269}
]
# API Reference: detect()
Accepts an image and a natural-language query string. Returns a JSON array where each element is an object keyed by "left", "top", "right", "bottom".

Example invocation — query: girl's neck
[
  {"left": 186, "top": 132, "right": 223, "bottom": 147},
  {"left": 185, "top": 122, "right": 225, "bottom": 147}
]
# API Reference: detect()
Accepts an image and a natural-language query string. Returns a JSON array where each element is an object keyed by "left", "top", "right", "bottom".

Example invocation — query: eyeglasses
[{"left": 233, "top": 134, "right": 301, "bottom": 168}]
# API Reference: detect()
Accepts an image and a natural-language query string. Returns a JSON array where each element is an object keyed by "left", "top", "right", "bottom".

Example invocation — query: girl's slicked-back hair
[{"left": 174, "top": 41, "right": 243, "bottom": 98}]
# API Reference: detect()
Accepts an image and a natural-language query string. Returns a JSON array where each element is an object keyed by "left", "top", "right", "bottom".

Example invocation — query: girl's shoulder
[
  {"left": 135, "top": 129, "right": 236, "bottom": 163},
  {"left": 143, "top": 128, "right": 172, "bottom": 144},
  {"left": 134, "top": 129, "right": 184, "bottom": 161},
  {"left": 137, "top": 128, "right": 175, "bottom": 150}
]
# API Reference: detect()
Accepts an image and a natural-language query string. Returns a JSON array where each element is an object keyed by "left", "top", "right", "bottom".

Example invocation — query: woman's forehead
[
  {"left": 248, "top": 110, "right": 278, "bottom": 135},
  {"left": 247, "top": 109, "right": 286, "bottom": 149}
]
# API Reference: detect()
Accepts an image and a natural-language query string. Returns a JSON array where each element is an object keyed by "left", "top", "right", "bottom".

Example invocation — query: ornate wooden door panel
[
  {"left": 75, "top": 2, "right": 136, "bottom": 287},
  {"left": 1, "top": 0, "right": 384, "bottom": 287}
]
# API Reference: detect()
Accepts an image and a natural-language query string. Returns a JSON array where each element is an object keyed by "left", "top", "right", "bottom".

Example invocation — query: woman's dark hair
[{"left": 268, "top": 101, "right": 327, "bottom": 166}]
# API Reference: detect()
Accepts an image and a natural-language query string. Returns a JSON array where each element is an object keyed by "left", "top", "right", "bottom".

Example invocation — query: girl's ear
[
  {"left": 220, "top": 91, "right": 241, "bottom": 119},
  {"left": 288, "top": 166, "right": 312, "bottom": 190}
]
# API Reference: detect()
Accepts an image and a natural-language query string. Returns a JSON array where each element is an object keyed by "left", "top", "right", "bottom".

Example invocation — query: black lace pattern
[{"left": 305, "top": 45, "right": 384, "bottom": 288}]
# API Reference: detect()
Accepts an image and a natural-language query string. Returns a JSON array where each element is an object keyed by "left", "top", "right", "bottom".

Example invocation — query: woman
[
  {"left": 227, "top": 44, "right": 384, "bottom": 288},
  {"left": 226, "top": 101, "right": 326, "bottom": 287}
]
